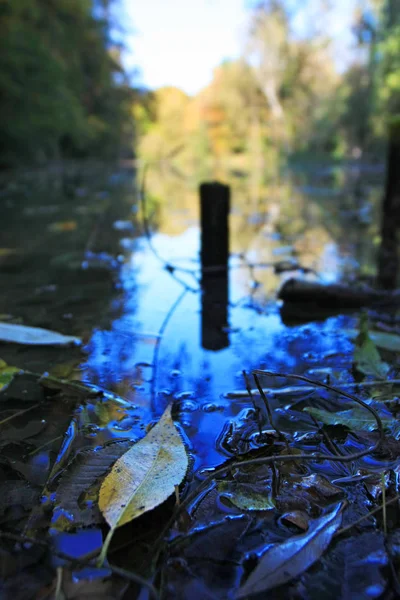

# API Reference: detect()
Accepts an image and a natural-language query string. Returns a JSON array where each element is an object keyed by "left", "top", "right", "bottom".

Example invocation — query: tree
[
  {"left": 376, "top": 0, "right": 400, "bottom": 287},
  {"left": 0, "top": 0, "right": 132, "bottom": 166}
]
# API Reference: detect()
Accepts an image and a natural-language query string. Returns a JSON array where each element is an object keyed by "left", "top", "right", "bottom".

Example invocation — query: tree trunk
[{"left": 377, "top": 126, "right": 400, "bottom": 289}]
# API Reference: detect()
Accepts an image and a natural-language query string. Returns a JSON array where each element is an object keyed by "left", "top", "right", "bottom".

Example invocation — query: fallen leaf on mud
[
  {"left": 280, "top": 510, "right": 310, "bottom": 531},
  {"left": 353, "top": 315, "right": 389, "bottom": 379},
  {"left": 0, "top": 322, "right": 81, "bottom": 346},
  {"left": 236, "top": 502, "right": 343, "bottom": 597},
  {"left": 276, "top": 474, "right": 343, "bottom": 513},
  {"left": 48, "top": 220, "right": 77, "bottom": 232},
  {"left": 299, "top": 531, "right": 387, "bottom": 600},
  {"left": 98, "top": 404, "right": 188, "bottom": 562},
  {"left": 304, "top": 406, "right": 396, "bottom": 433},
  {"left": 55, "top": 441, "right": 133, "bottom": 528},
  {"left": 0, "top": 248, "right": 17, "bottom": 258},
  {"left": 218, "top": 481, "right": 275, "bottom": 511},
  {"left": 0, "top": 358, "right": 21, "bottom": 390},
  {"left": 0, "top": 481, "right": 38, "bottom": 517}
]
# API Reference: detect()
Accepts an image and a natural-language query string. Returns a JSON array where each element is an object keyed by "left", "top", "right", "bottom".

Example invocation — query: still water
[{"left": 80, "top": 160, "right": 385, "bottom": 467}]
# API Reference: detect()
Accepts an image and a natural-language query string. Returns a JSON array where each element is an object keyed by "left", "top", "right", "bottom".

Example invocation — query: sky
[{"left": 122, "top": 0, "right": 358, "bottom": 96}]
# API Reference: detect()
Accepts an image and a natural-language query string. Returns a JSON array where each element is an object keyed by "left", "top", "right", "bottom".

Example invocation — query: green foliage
[
  {"left": 353, "top": 315, "right": 390, "bottom": 379},
  {"left": 304, "top": 405, "right": 398, "bottom": 434},
  {"left": 0, "top": 359, "right": 20, "bottom": 391},
  {"left": 377, "top": 21, "right": 400, "bottom": 129},
  {"left": 218, "top": 480, "right": 275, "bottom": 511},
  {"left": 134, "top": 1, "right": 364, "bottom": 168},
  {"left": 0, "top": 0, "right": 133, "bottom": 166}
]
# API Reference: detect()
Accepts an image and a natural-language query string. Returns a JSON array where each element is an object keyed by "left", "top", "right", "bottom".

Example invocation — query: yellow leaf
[
  {"left": 98, "top": 404, "right": 188, "bottom": 564},
  {"left": 0, "top": 358, "right": 21, "bottom": 391},
  {"left": 48, "top": 220, "right": 77, "bottom": 233}
]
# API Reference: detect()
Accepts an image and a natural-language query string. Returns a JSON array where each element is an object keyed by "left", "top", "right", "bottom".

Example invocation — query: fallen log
[{"left": 278, "top": 278, "right": 399, "bottom": 310}]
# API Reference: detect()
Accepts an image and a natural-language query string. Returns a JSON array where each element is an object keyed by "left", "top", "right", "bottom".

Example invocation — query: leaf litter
[
  {"left": 0, "top": 322, "right": 81, "bottom": 346},
  {"left": 1, "top": 288, "right": 400, "bottom": 598},
  {"left": 237, "top": 502, "right": 344, "bottom": 597}
]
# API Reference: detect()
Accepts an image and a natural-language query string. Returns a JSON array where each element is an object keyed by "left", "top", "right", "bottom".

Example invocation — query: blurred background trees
[
  {"left": 0, "top": 0, "right": 133, "bottom": 166},
  {"left": 134, "top": 0, "right": 398, "bottom": 174},
  {"left": 0, "top": 0, "right": 398, "bottom": 175}
]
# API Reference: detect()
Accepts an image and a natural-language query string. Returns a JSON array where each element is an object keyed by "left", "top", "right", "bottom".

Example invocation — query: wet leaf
[
  {"left": 353, "top": 315, "right": 389, "bottom": 379},
  {"left": 0, "top": 322, "right": 81, "bottom": 346},
  {"left": 218, "top": 481, "right": 275, "bottom": 511},
  {"left": 48, "top": 220, "right": 77, "bottom": 232},
  {"left": 0, "top": 359, "right": 21, "bottom": 391},
  {"left": 50, "top": 360, "right": 82, "bottom": 381},
  {"left": 236, "top": 503, "right": 343, "bottom": 597},
  {"left": 304, "top": 406, "right": 396, "bottom": 432},
  {"left": 0, "top": 481, "right": 39, "bottom": 517},
  {"left": 300, "top": 531, "right": 387, "bottom": 600},
  {"left": 55, "top": 441, "right": 133, "bottom": 528},
  {"left": 0, "top": 420, "right": 46, "bottom": 445},
  {"left": 346, "top": 327, "right": 400, "bottom": 352},
  {"left": 174, "top": 517, "right": 251, "bottom": 561},
  {"left": 280, "top": 510, "right": 310, "bottom": 531},
  {"left": 276, "top": 473, "right": 343, "bottom": 513},
  {"left": 98, "top": 404, "right": 188, "bottom": 563},
  {"left": 0, "top": 248, "right": 17, "bottom": 258}
]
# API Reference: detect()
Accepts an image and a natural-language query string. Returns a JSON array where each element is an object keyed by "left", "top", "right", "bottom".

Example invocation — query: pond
[
  {"left": 1, "top": 159, "right": 398, "bottom": 599},
  {"left": 83, "top": 160, "right": 385, "bottom": 467}
]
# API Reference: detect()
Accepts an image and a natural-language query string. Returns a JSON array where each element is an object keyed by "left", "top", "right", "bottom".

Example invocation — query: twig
[
  {"left": 253, "top": 370, "right": 386, "bottom": 446},
  {"left": 253, "top": 372, "right": 288, "bottom": 446},
  {"left": 225, "top": 378, "right": 400, "bottom": 399},
  {"left": 382, "top": 471, "right": 387, "bottom": 535},
  {"left": 106, "top": 564, "right": 159, "bottom": 599},
  {"left": 139, "top": 164, "right": 312, "bottom": 284},
  {"left": 0, "top": 530, "right": 159, "bottom": 600},
  {"left": 0, "top": 403, "right": 40, "bottom": 426},
  {"left": 160, "top": 372, "right": 385, "bottom": 541},
  {"left": 335, "top": 494, "right": 400, "bottom": 536},
  {"left": 153, "top": 423, "right": 383, "bottom": 564},
  {"left": 139, "top": 164, "right": 195, "bottom": 276},
  {"left": 27, "top": 435, "right": 63, "bottom": 456},
  {"left": 310, "top": 414, "right": 344, "bottom": 458},
  {"left": 55, "top": 567, "right": 63, "bottom": 600},
  {"left": 151, "top": 288, "right": 188, "bottom": 407},
  {"left": 243, "top": 370, "right": 263, "bottom": 437}
]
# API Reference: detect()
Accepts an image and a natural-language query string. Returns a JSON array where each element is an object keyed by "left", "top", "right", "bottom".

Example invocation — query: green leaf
[
  {"left": 0, "top": 322, "right": 81, "bottom": 346},
  {"left": 346, "top": 328, "right": 400, "bottom": 353},
  {"left": 0, "top": 358, "right": 21, "bottom": 391},
  {"left": 218, "top": 481, "right": 275, "bottom": 511},
  {"left": 98, "top": 404, "right": 188, "bottom": 565},
  {"left": 236, "top": 503, "right": 343, "bottom": 597},
  {"left": 353, "top": 315, "right": 389, "bottom": 380},
  {"left": 304, "top": 406, "right": 395, "bottom": 432}
]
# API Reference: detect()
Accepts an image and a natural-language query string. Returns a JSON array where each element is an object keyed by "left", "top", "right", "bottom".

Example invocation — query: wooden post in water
[
  {"left": 200, "top": 182, "right": 230, "bottom": 350},
  {"left": 200, "top": 182, "right": 230, "bottom": 272}
]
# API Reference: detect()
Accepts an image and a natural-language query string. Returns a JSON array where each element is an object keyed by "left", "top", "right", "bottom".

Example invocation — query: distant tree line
[
  {"left": 0, "top": 0, "right": 133, "bottom": 167},
  {"left": 134, "top": 0, "right": 399, "bottom": 174}
]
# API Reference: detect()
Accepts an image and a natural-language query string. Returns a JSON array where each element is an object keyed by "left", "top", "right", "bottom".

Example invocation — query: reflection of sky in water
[
  {"left": 85, "top": 221, "right": 356, "bottom": 466},
  {"left": 84, "top": 163, "right": 385, "bottom": 467}
]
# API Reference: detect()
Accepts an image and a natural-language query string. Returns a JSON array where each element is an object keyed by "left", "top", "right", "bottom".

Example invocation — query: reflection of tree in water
[
  {"left": 133, "top": 162, "right": 383, "bottom": 414},
  {"left": 141, "top": 160, "right": 383, "bottom": 303}
]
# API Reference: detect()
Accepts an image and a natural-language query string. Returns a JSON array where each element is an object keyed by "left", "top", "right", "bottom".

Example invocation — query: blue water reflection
[{"left": 84, "top": 216, "right": 358, "bottom": 467}]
